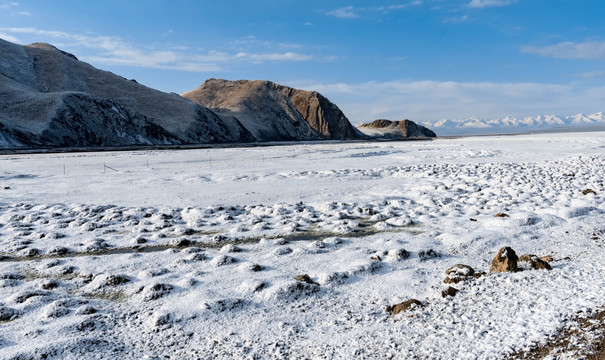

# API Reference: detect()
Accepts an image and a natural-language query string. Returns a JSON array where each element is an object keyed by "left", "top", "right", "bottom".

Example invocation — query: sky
[{"left": 1, "top": 0, "right": 605, "bottom": 125}]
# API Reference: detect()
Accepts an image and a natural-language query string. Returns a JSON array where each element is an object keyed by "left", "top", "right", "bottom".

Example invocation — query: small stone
[
  {"left": 441, "top": 287, "right": 458, "bottom": 298},
  {"left": 582, "top": 189, "right": 597, "bottom": 195},
  {"left": 445, "top": 264, "right": 475, "bottom": 277},
  {"left": 494, "top": 213, "right": 509, "bottom": 218},
  {"left": 386, "top": 299, "right": 422, "bottom": 315},
  {"left": 294, "top": 274, "right": 317, "bottom": 285},
  {"left": 490, "top": 246, "right": 518, "bottom": 272},
  {"left": 469, "top": 218, "right": 478, "bottom": 222},
  {"left": 370, "top": 255, "right": 382, "bottom": 261}
]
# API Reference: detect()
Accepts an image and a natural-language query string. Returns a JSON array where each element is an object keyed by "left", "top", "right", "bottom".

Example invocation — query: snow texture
[{"left": 0, "top": 132, "right": 604, "bottom": 359}]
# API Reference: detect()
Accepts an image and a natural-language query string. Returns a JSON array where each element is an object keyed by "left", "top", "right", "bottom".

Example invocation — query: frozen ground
[{"left": 1, "top": 133, "right": 604, "bottom": 359}]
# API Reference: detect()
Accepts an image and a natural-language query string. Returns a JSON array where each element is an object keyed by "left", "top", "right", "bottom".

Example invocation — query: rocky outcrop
[
  {"left": 357, "top": 119, "right": 436, "bottom": 139},
  {"left": 0, "top": 39, "right": 254, "bottom": 149},
  {"left": 182, "top": 79, "right": 364, "bottom": 141},
  {"left": 271, "top": 83, "right": 362, "bottom": 140}
]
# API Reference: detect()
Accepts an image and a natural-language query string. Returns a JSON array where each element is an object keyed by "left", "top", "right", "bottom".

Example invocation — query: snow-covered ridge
[{"left": 423, "top": 112, "right": 605, "bottom": 135}]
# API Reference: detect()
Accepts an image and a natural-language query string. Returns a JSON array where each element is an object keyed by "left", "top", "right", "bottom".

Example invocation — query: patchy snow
[{"left": 0, "top": 132, "right": 604, "bottom": 359}]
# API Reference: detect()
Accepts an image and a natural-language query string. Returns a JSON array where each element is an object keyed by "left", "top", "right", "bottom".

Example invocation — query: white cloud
[
  {"left": 298, "top": 80, "right": 605, "bottom": 125},
  {"left": 326, "top": 2, "right": 422, "bottom": 19},
  {"left": 0, "top": 27, "right": 317, "bottom": 71},
  {"left": 235, "top": 52, "right": 313, "bottom": 62},
  {"left": 468, "top": 0, "right": 514, "bottom": 8},
  {"left": 577, "top": 70, "right": 605, "bottom": 79},
  {"left": 444, "top": 15, "right": 469, "bottom": 23},
  {"left": 522, "top": 41, "right": 605, "bottom": 60},
  {"left": 326, "top": 6, "right": 359, "bottom": 19},
  {"left": 0, "top": 32, "right": 20, "bottom": 43}
]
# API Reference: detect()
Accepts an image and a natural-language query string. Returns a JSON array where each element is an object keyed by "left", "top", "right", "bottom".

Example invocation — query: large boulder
[{"left": 490, "top": 247, "right": 518, "bottom": 273}]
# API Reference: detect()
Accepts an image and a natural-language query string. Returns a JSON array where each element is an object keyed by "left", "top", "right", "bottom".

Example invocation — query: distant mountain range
[{"left": 422, "top": 112, "right": 605, "bottom": 136}]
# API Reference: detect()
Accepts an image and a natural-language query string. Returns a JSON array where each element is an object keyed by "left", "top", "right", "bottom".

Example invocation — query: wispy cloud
[
  {"left": 299, "top": 80, "right": 605, "bottom": 125},
  {"left": 468, "top": 0, "right": 514, "bottom": 8},
  {"left": 577, "top": 70, "right": 605, "bottom": 79},
  {"left": 522, "top": 41, "right": 605, "bottom": 60},
  {"left": 235, "top": 52, "right": 313, "bottom": 62},
  {"left": 0, "top": 32, "right": 20, "bottom": 43},
  {"left": 0, "top": 1, "right": 19, "bottom": 9},
  {"left": 443, "top": 14, "right": 469, "bottom": 23},
  {"left": 0, "top": 27, "right": 318, "bottom": 71},
  {"left": 326, "top": 6, "right": 359, "bottom": 19},
  {"left": 326, "top": 2, "right": 422, "bottom": 19}
]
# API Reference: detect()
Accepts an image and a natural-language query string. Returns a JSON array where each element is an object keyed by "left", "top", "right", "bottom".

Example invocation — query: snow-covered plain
[{"left": 1, "top": 133, "right": 605, "bottom": 359}]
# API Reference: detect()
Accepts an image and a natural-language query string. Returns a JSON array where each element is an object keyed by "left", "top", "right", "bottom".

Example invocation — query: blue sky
[{"left": 1, "top": 0, "right": 605, "bottom": 125}]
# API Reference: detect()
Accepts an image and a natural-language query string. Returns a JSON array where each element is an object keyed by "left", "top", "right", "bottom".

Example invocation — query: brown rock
[
  {"left": 386, "top": 299, "right": 422, "bottom": 315},
  {"left": 582, "top": 189, "right": 597, "bottom": 195},
  {"left": 441, "top": 287, "right": 459, "bottom": 298},
  {"left": 518, "top": 254, "right": 534, "bottom": 262},
  {"left": 494, "top": 213, "right": 510, "bottom": 218},
  {"left": 444, "top": 264, "right": 475, "bottom": 284},
  {"left": 531, "top": 258, "right": 552, "bottom": 270},
  {"left": 294, "top": 274, "right": 317, "bottom": 284},
  {"left": 445, "top": 264, "right": 475, "bottom": 277},
  {"left": 519, "top": 254, "right": 552, "bottom": 271},
  {"left": 490, "top": 247, "right": 518, "bottom": 272},
  {"left": 443, "top": 277, "right": 464, "bottom": 284}
]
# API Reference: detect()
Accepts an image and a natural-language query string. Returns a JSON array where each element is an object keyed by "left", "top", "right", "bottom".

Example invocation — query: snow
[{"left": 0, "top": 132, "right": 604, "bottom": 359}]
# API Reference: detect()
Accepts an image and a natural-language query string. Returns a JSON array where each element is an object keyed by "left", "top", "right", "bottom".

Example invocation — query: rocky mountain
[
  {"left": 0, "top": 38, "right": 255, "bottom": 149},
  {"left": 357, "top": 119, "right": 437, "bottom": 138},
  {"left": 0, "top": 38, "right": 362, "bottom": 150},
  {"left": 422, "top": 112, "right": 605, "bottom": 136},
  {"left": 182, "top": 79, "right": 363, "bottom": 141}
]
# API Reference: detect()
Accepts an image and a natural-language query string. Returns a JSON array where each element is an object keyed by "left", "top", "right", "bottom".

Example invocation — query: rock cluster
[{"left": 388, "top": 246, "right": 554, "bottom": 316}]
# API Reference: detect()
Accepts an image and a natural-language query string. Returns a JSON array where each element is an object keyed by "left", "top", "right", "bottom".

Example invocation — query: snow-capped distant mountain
[{"left": 422, "top": 112, "right": 605, "bottom": 136}]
